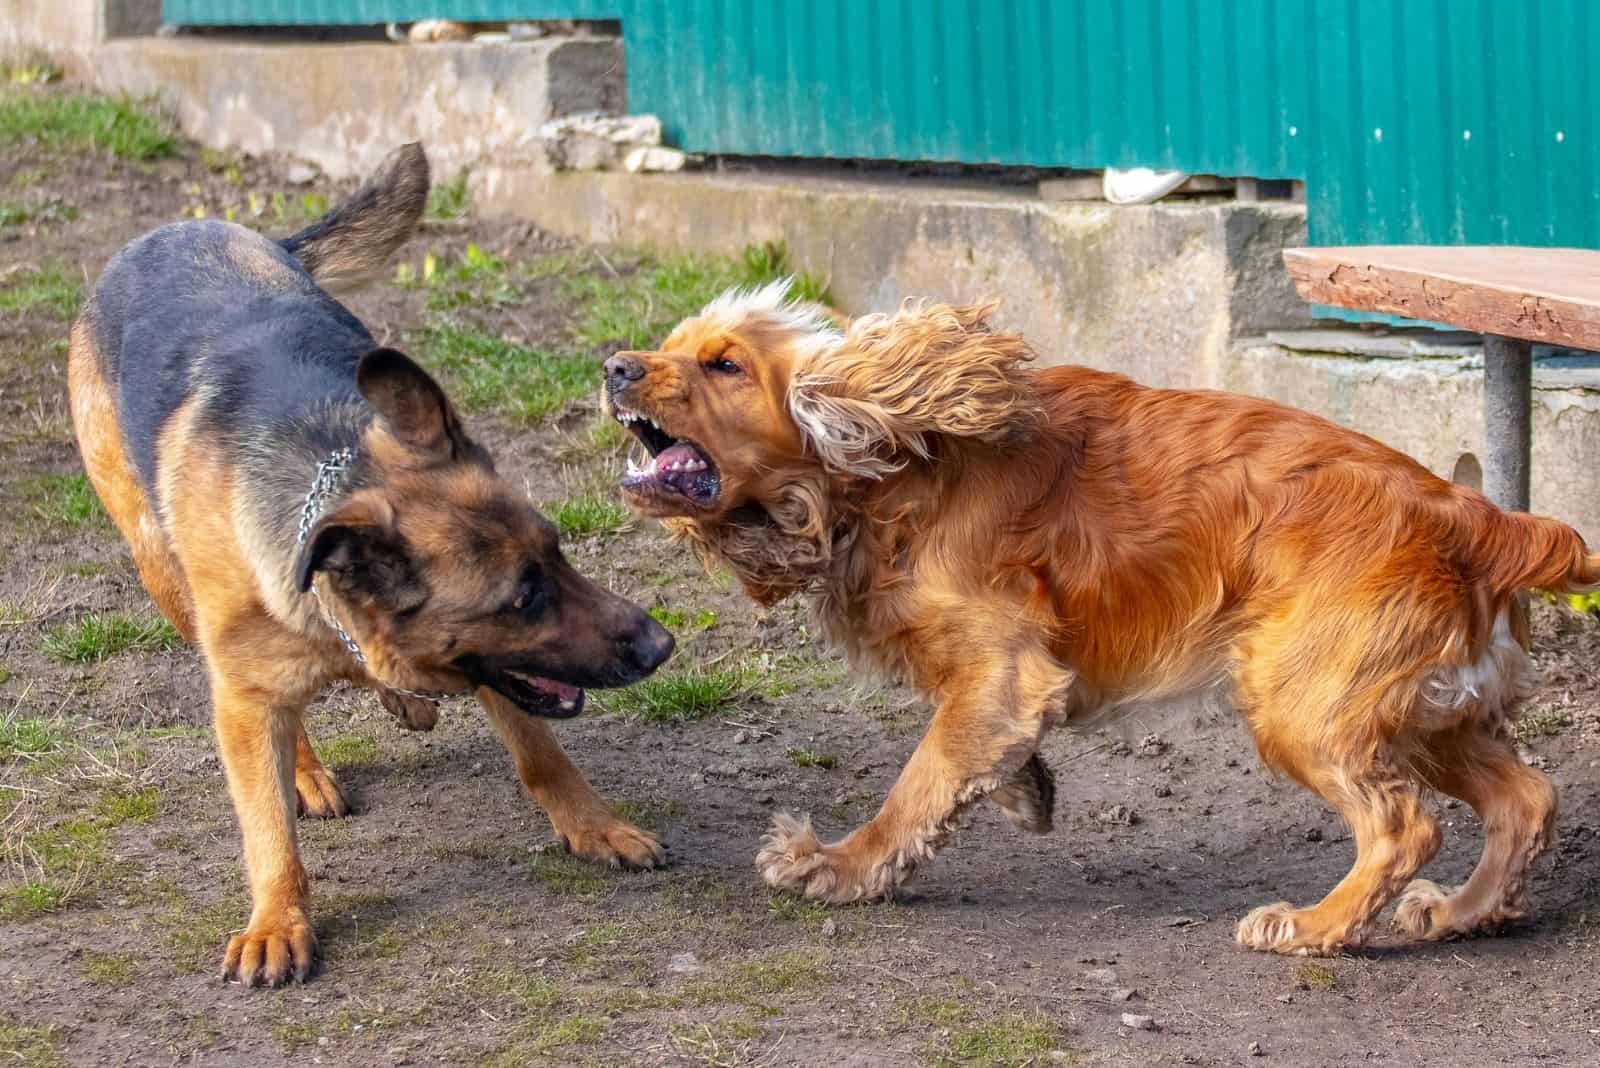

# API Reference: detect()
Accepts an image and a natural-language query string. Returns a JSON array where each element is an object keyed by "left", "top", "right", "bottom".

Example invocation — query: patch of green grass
[
  {"left": 602, "top": 665, "right": 750, "bottom": 723},
  {"left": 566, "top": 241, "right": 830, "bottom": 351},
  {"left": 943, "top": 1011, "right": 1062, "bottom": 1067},
  {"left": 647, "top": 606, "right": 717, "bottom": 631},
  {"left": 766, "top": 894, "right": 831, "bottom": 926},
  {"left": 414, "top": 321, "right": 595, "bottom": 423},
  {"left": 428, "top": 170, "right": 470, "bottom": 219},
  {"left": 0, "top": 1014, "right": 66, "bottom": 1068},
  {"left": 80, "top": 951, "right": 138, "bottom": 986},
  {"left": 547, "top": 493, "right": 630, "bottom": 537},
  {"left": 531, "top": 850, "right": 615, "bottom": 899},
  {"left": 0, "top": 197, "right": 76, "bottom": 230},
  {"left": 1, "top": 50, "right": 62, "bottom": 86},
  {"left": 160, "top": 897, "right": 249, "bottom": 973},
  {"left": 96, "top": 785, "right": 161, "bottom": 825},
  {"left": 686, "top": 949, "right": 828, "bottom": 1011},
  {"left": 0, "top": 881, "right": 68, "bottom": 921},
  {"left": 0, "top": 91, "right": 177, "bottom": 160},
  {"left": 315, "top": 732, "right": 380, "bottom": 770},
  {"left": 0, "top": 666, "right": 11, "bottom": 685},
  {"left": 785, "top": 748, "right": 837, "bottom": 770},
  {"left": 1516, "top": 706, "right": 1571, "bottom": 743},
  {"left": 0, "top": 264, "right": 80, "bottom": 319},
  {"left": 271, "top": 1019, "right": 321, "bottom": 1054},
  {"left": 611, "top": 797, "right": 686, "bottom": 834},
  {"left": 0, "top": 715, "right": 61, "bottom": 760},
  {"left": 42, "top": 612, "right": 182, "bottom": 663},
  {"left": 24, "top": 472, "right": 105, "bottom": 529},
  {"left": 525, "top": 1014, "right": 607, "bottom": 1056},
  {"left": 583, "top": 417, "right": 627, "bottom": 452},
  {"left": 425, "top": 242, "right": 523, "bottom": 309},
  {"left": 1295, "top": 961, "right": 1337, "bottom": 990},
  {"left": 316, "top": 891, "right": 404, "bottom": 961}
]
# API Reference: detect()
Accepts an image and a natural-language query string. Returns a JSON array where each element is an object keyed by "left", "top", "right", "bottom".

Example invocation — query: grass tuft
[
  {"left": 80, "top": 952, "right": 138, "bottom": 986},
  {"left": 427, "top": 170, "right": 471, "bottom": 219},
  {"left": 547, "top": 493, "right": 630, "bottom": 537},
  {"left": 0, "top": 1014, "right": 66, "bottom": 1068},
  {"left": 0, "top": 881, "right": 68, "bottom": 921},
  {"left": 565, "top": 241, "right": 830, "bottom": 352},
  {"left": 602, "top": 666, "right": 750, "bottom": 723},
  {"left": 0, "top": 715, "right": 61, "bottom": 760},
  {"left": 785, "top": 748, "right": 837, "bottom": 770},
  {"left": 1295, "top": 961, "right": 1337, "bottom": 990},
  {"left": 42, "top": 612, "right": 181, "bottom": 663},
  {"left": 0, "top": 264, "right": 80, "bottom": 319},
  {"left": 24, "top": 472, "right": 105, "bottom": 529},
  {"left": 414, "top": 321, "right": 596, "bottom": 423},
  {"left": 315, "top": 732, "right": 380, "bottom": 770},
  {"left": 944, "top": 1011, "right": 1062, "bottom": 1067},
  {"left": 0, "top": 91, "right": 177, "bottom": 160}
]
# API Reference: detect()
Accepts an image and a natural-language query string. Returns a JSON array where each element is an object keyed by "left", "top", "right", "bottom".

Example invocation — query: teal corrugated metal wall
[{"left": 164, "top": 0, "right": 1600, "bottom": 255}]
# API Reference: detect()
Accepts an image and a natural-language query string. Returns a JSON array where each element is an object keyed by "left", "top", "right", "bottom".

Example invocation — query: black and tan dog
[{"left": 67, "top": 144, "right": 673, "bottom": 987}]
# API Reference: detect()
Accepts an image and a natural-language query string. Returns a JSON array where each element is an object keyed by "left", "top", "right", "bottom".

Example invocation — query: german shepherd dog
[{"left": 67, "top": 144, "right": 674, "bottom": 987}]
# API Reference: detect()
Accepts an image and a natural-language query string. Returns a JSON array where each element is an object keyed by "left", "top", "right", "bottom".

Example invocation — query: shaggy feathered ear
[{"left": 787, "top": 300, "right": 1043, "bottom": 478}]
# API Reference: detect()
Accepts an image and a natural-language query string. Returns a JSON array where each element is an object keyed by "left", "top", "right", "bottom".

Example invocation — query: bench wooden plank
[{"left": 1283, "top": 245, "right": 1600, "bottom": 350}]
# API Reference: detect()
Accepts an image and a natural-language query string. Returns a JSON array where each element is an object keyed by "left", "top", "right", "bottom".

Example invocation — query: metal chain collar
[{"left": 297, "top": 447, "right": 441, "bottom": 704}]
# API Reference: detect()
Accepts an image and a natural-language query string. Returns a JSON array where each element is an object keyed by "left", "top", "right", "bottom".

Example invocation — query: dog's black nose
[
  {"left": 621, "top": 616, "right": 674, "bottom": 675},
  {"left": 604, "top": 353, "right": 647, "bottom": 392}
]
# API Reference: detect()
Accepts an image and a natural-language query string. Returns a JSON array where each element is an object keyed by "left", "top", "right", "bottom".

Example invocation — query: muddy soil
[{"left": 2, "top": 86, "right": 1599, "bottom": 1067}]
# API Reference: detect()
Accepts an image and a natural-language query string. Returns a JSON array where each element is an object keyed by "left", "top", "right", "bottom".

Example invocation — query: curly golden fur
[{"left": 602, "top": 281, "right": 1592, "bottom": 955}]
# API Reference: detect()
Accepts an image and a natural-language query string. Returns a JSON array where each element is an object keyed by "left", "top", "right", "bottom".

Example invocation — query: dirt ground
[{"left": 3, "top": 87, "right": 1600, "bottom": 1068}]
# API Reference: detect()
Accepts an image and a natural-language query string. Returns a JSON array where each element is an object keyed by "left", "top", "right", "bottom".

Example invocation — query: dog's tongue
[
  {"left": 656, "top": 441, "right": 701, "bottom": 470},
  {"left": 529, "top": 677, "right": 581, "bottom": 701}
]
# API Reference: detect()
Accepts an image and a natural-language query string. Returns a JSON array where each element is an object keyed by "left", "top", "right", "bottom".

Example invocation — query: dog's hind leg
[
  {"left": 1394, "top": 726, "right": 1556, "bottom": 941},
  {"left": 1234, "top": 739, "right": 1440, "bottom": 956},
  {"left": 68, "top": 319, "right": 196, "bottom": 641},
  {"left": 480, "top": 688, "right": 666, "bottom": 869},
  {"left": 758, "top": 641, "right": 1072, "bottom": 903}
]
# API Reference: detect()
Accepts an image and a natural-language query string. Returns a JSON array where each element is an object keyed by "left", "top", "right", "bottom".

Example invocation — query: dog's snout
[
  {"left": 620, "top": 616, "right": 674, "bottom": 676},
  {"left": 604, "top": 353, "right": 647, "bottom": 393}
]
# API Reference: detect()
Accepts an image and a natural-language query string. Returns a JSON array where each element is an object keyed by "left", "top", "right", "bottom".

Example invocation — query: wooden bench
[{"left": 1283, "top": 246, "right": 1600, "bottom": 513}]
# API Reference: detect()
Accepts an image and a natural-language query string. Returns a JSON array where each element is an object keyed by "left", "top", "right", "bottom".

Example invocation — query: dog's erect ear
[
  {"left": 356, "top": 347, "right": 463, "bottom": 460},
  {"left": 787, "top": 300, "right": 1043, "bottom": 479},
  {"left": 293, "top": 492, "right": 424, "bottom": 610}
]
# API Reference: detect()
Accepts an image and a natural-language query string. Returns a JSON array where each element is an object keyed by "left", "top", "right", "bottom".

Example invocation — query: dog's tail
[
  {"left": 1481, "top": 509, "right": 1600, "bottom": 595},
  {"left": 279, "top": 142, "right": 430, "bottom": 293}
]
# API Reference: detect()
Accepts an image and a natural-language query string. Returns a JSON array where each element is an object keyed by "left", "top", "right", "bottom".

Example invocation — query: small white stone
[{"left": 1121, "top": 1013, "right": 1156, "bottom": 1031}]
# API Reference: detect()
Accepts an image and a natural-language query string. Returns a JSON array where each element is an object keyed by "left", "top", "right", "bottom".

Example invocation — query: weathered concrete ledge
[
  {"left": 478, "top": 166, "right": 1311, "bottom": 390},
  {"left": 89, "top": 36, "right": 623, "bottom": 179}
]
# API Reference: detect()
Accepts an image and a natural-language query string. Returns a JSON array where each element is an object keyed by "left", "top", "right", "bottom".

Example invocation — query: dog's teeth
[{"left": 626, "top": 457, "right": 642, "bottom": 476}]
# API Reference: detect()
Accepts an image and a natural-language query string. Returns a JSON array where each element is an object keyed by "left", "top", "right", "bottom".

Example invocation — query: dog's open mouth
[
  {"left": 457, "top": 657, "right": 584, "bottom": 719},
  {"left": 614, "top": 406, "right": 720, "bottom": 508}
]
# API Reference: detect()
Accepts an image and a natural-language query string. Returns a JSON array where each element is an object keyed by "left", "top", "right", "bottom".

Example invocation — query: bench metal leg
[{"left": 1482, "top": 333, "right": 1532, "bottom": 512}]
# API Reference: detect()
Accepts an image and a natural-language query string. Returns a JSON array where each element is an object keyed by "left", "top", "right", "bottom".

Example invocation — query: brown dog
[
  {"left": 68, "top": 144, "right": 673, "bottom": 986},
  {"left": 601, "top": 280, "right": 1588, "bottom": 956}
]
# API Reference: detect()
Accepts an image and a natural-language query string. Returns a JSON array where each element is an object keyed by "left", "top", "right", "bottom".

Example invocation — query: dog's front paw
[
  {"left": 222, "top": 906, "right": 316, "bottom": 987},
  {"left": 1393, "top": 878, "right": 1517, "bottom": 940},
  {"left": 556, "top": 813, "right": 666, "bottom": 870},
  {"left": 757, "top": 813, "right": 894, "bottom": 904},
  {"left": 1235, "top": 901, "right": 1352, "bottom": 956},
  {"left": 295, "top": 763, "right": 350, "bottom": 819},
  {"left": 378, "top": 687, "right": 438, "bottom": 731}
]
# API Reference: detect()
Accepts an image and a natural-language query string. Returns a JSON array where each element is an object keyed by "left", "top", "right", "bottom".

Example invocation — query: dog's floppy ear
[
  {"left": 787, "top": 300, "right": 1043, "bottom": 478},
  {"left": 293, "top": 492, "right": 424, "bottom": 610},
  {"left": 357, "top": 347, "right": 464, "bottom": 460}
]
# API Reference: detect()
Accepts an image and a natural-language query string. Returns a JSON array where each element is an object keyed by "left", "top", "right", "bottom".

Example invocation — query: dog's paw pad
[{"left": 222, "top": 910, "right": 317, "bottom": 988}]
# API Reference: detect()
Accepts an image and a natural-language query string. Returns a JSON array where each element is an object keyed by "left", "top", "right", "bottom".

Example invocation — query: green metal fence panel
[
  {"left": 162, "top": 0, "right": 619, "bottom": 23},
  {"left": 164, "top": 0, "right": 1600, "bottom": 277}
]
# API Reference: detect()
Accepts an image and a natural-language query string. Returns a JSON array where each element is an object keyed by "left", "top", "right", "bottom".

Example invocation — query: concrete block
[
  {"left": 474, "top": 167, "right": 1311, "bottom": 390},
  {"left": 89, "top": 36, "right": 624, "bottom": 179}
]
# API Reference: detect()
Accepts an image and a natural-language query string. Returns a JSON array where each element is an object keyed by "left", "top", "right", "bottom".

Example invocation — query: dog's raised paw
[
  {"left": 991, "top": 753, "right": 1056, "bottom": 834},
  {"left": 378, "top": 687, "right": 438, "bottom": 731},
  {"left": 757, "top": 813, "right": 838, "bottom": 897},
  {"left": 1393, "top": 878, "right": 1453, "bottom": 940}
]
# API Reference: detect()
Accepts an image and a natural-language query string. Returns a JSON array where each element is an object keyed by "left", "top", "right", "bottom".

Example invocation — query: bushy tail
[
  {"left": 279, "top": 142, "right": 430, "bottom": 293},
  {"left": 1484, "top": 510, "right": 1600, "bottom": 595}
]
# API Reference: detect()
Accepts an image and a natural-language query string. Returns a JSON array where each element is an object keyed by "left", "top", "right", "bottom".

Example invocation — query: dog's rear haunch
[
  {"left": 605, "top": 281, "right": 1583, "bottom": 956},
  {"left": 68, "top": 143, "right": 673, "bottom": 987}
]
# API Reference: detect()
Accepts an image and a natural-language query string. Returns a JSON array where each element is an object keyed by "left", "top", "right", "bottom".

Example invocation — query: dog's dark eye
[
  {"left": 705, "top": 355, "right": 742, "bottom": 375},
  {"left": 506, "top": 567, "right": 548, "bottom": 620}
]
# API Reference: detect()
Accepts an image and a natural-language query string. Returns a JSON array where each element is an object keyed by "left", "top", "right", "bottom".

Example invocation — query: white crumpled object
[{"left": 539, "top": 113, "right": 684, "bottom": 171}]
